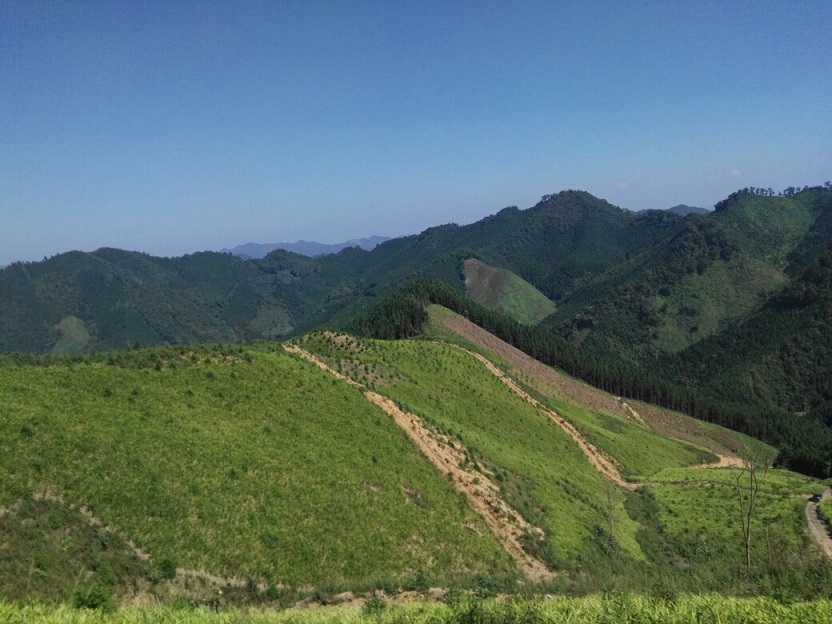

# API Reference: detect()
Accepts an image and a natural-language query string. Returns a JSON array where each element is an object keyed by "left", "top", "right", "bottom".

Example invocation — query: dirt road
[
  {"left": 441, "top": 314, "right": 741, "bottom": 456},
  {"left": 806, "top": 488, "right": 832, "bottom": 559}
]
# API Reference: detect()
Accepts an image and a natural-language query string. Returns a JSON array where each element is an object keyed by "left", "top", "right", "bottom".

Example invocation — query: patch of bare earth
[
  {"left": 806, "top": 488, "right": 832, "bottom": 560},
  {"left": 284, "top": 343, "right": 555, "bottom": 582},
  {"left": 441, "top": 314, "right": 739, "bottom": 457},
  {"left": 696, "top": 454, "right": 746, "bottom": 469}
]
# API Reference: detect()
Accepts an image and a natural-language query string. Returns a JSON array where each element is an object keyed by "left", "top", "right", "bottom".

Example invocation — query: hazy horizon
[{"left": 3, "top": 1, "right": 830, "bottom": 266}]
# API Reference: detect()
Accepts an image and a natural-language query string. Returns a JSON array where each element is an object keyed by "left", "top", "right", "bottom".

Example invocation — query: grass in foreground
[{"left": 4, "top": 594, "right": 832, "bottom": 624}]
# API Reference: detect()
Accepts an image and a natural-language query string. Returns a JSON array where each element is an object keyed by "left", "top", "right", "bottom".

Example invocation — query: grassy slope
[
  {"left": 0, "top": 497, "right": 148, "bottom": 605},
  {"left": 296, "top": 333, "right": 644, "bottom": 564},
  {"left": 0, "top": 344, "right": 513, "bottom": 592},
  {"left": 463, "top": 259, "right": 555, "bottom": 325},
  {"left": 820, "top": 498, "right": 832, "bottom": 527},
  {"left": 421, "top": 305, "right": 830, "bottom": 591},
  {"left": 423, "top": 306, "right": 748, "bottom": 475},
  {"left": 2, "top": 316, "right": 829, "bottom": 604}
]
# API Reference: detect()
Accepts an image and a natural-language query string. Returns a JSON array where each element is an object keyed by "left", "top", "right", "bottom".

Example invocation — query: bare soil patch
[
  {"left": 806, "top": 488, "right": 832, "bottom": 559},
  {"left": 696, "top": 454, "right": 746, "bottom": 469},
  {"left": 456, "top": 346, "right": 636, "bottom": 491}
]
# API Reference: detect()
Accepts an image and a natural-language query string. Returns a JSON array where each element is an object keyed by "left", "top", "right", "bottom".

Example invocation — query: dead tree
[{"left": 732, "top": 446, "right": 774, "bottom": 578}]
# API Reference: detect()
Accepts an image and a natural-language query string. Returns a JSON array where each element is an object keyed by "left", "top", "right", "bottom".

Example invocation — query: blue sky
[{"left": 2, "top": 1, "right": 831, "bottom": 265}]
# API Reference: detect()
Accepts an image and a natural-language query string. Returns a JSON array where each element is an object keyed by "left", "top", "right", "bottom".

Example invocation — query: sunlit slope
[
  {"left": 423, "top": 305, "right": 828, "bottom": 586},
  {"left": 424, "top": 305, "right": 769, "bottom": 471},
  {"left": 553, "top": 187, "right": 832, "bottom": 366},
  {"left": 463, "top": 259, "right": 555, "bottom": 325},
  {"left": 295, "top": 333, "right": 644, "bottom": 565},
  {"left": 0, "top": 344, "right": 513, "bottom": 588}
]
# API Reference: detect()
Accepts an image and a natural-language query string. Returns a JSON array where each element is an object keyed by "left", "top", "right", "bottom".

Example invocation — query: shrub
[
  {"left": 157, "top": 557, "right": 177, "bottom": 580},
  {"left": 72, "top": 585, "right": 113, "bottom": 611},
  {"left": 363, "top": 596, "right": 387, "bottom": 617}
]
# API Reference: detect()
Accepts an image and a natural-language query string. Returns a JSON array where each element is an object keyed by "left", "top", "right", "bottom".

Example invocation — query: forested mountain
[
  {"left": 0, "top": 190, "right": 686, "bottom": 353},
  {"left": 550, "top": 186, "right": 832, "bottom": 367},
  {"left": 669, "top": 204, "right": 709, "bottom": 216},
  {"left": 3, "top": 185, "right": 832, "bottom": 473}
]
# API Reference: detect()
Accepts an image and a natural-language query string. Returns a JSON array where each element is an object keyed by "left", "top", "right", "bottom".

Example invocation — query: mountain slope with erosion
[{"left": 2, "top": 321, "right": 830, "bottom": 606}]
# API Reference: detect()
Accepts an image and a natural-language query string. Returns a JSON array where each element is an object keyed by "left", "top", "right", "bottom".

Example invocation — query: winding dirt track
[
  {"left": 806, "top": 488, "right": 832, "bottom": 559},
  {"left": 441, "top": 315, "right": 747, "bottom": 456},
  {"left": 436, "top": 316, "right": 832, "bottom": 561},
  {"left": 284, "top": 344, "right": 555, "bottom": 581},
  {"left": 283, "top": 339, "right": 781, "bottom": 575}
]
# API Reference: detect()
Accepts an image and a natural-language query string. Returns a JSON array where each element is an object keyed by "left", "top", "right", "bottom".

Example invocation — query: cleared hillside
[
  {"left": 295, "top": 325, "right": 828, "bottom": 595},
  {"left": 0, "top": 343, "right": 514, "bottom": 604},
  {"left": 2, "top": 324, "right": 830, "bottom": 607},
  {"left": 463, "top": 259, "right": 555, "bottom": 325}
]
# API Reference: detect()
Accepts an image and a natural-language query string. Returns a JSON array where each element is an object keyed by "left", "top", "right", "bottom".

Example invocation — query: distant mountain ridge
[
  {"left": 669, "top": 204, "right": 710, "bottom": 216},
  {"left": 635, "top": 204, "right": 710, "bottom": 216},
  {"left": 221, "top": 235, "right": 390, "bottom": 258},
  {"left": 2, "top": 186, "right": 831, "bottom": 453}
]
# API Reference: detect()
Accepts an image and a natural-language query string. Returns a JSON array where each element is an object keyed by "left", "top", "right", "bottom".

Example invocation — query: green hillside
[
  {"left": 0, "top": 190, "right": 683, "bottom": 353},
  {"left": 0, "top": 343, "right": 515, "bottom": 604},
  {"left": 2, "top": 323, "right": 831, "bottom": 609},
  {"left": 551, "top": 187, "right": 832, "bottom": 366},
  {"left": 5, "top": 187, "right": 829, "bottom": 433},
  {"left": 295, "top": 332, "right": 644, "bottom": 564},
  {"left": 348, "top": 278, "right": 832, "bottom": 475},
  {"left": 295, "top": 325, "right": 829, "bottom": 596},
  {"left": 463, "top": 258, "right": 555, "bottom": 325}
]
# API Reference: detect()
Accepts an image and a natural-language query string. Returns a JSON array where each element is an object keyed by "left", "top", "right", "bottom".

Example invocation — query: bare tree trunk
[{"left": 733, "top": 448, "right": 772, "bottom": 579}]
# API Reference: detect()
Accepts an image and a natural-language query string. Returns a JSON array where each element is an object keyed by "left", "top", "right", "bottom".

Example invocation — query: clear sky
[{"left": 2, "top": 1, "right": 831, "bottom": 265}]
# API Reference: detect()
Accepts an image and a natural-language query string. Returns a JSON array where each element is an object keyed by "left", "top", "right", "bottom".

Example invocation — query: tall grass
[{"left": 4, "top": 594, "right": 832, "bottom": 624}]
